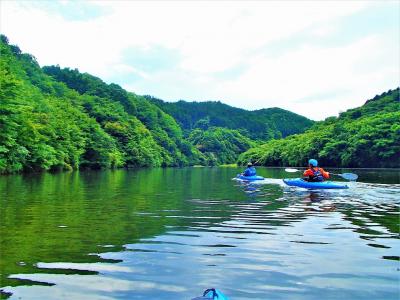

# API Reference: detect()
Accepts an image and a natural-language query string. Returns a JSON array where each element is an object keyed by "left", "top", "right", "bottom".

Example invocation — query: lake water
[{"left": 0, "top": 167, "right": 399, "bottom": 300}]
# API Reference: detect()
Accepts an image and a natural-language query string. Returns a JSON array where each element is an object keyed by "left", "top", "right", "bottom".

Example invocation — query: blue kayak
[
  {"left": 192, "top": 288, "right": 229, "bottom": 300},
  {"left": 283, "top": 178, "right": 348, "bottom": 189},
  {"left": 237, "top": 174, "right": 264, "bottom": 181}
]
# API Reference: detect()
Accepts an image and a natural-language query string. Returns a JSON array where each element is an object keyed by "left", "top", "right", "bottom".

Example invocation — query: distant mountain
[
  {"left": 187, "top": 126, "right": 256, "bottom": 165},
  {"left": 145, "top": 96, "right": 314, "bottom": 140},
  {"left": 238, "top": 88, "right": 400, "bottom": 168}
]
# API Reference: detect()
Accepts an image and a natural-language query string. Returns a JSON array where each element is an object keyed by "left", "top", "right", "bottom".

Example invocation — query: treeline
[
  {"left": 0, "top": 35, "right": 207, "bottom": 173},
  {"left": 238, "top": 88, "right": 400, "bottom": 168},
  {"left": 146, "top": 96, "right": 314, "bottom": 140},
  {"left": 41, "top": 65, "right": 205, "bottom": 167},
  {"left": 2, "top": 34, "right": 396, "bottom": 174},
  {"left": 188, "top": 127, "right": 255, "bottom": 165},
  {"left": 0, "top": 35, "right": 260, "bottom": 173},
  {"left": 42, "top": 68, "right": 257, "bottom": 167}
]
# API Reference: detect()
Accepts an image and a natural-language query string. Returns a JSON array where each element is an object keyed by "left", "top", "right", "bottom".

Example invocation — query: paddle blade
[
  {"left": 339, "top": 173, "right": 358, "bottom": 181},
  {"left": 285, "top": 168, "right": 300, "bottom": 173}
]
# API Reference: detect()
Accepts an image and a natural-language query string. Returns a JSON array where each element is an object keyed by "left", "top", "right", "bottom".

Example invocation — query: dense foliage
[
  {"left": 146, "top": 96, "right": 314, "bottom": 140},
  {"left": 42, "top": 65, "right": 204, "bottom": 167},
  {"left": 188, "top": 127, "right": 255, "bottom": 165},
  {"left": 1, "top": 34, "right": 396, "bottom": 173},
  {"left": 1, "top": 35, "right": 117, "bottom": 173},
  {"left": 0, "top": 35, "right": 205, "bottom": 173},
  {"left": 238, "top": 88, "right": 400, "bottom": 168}
]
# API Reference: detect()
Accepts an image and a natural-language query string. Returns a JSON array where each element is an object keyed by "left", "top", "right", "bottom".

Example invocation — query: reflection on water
[{"left": 0, "top": 167, "right": 399, "bottom": 300}]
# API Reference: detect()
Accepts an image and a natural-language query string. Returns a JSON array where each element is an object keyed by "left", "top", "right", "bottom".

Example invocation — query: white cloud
[
  {"left": 1, "top": 0, "right": 398, "bottom": 120},
  {"left": 111, "top": 64, "right": 150, "bottom": 79},
  {"left": 213, "top": 34, "right": 398, "bottom": 118}
]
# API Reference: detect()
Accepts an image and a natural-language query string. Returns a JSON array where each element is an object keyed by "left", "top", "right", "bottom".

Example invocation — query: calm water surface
[{"left": 0, "top": 167, "right": 399, "bottom": 299}]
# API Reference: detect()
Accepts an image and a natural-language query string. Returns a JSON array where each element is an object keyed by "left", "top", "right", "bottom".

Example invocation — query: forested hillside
[
  {"left": 42, "top": 67, "right": 258, "bottom": 166},
  {"left": 187, "top": 127, "right": 255, "bottom": 165},
  {"left": 2, "top": 34, "right": 395, "bottom": 173},
  {"left": 146, "top": 96, "right": 314, "bottom": 140},
  {"left": 0, "top": 35, "right": 269, "bottom": 173},
  {"left": 0, "top": 35, "right": 207, "bottom": 173},
  {"left": 238, "top": 88, "right": 400, "bottom": 168},
  {"left": 41, "top": 65, "right": 205, "bottom": 167}
]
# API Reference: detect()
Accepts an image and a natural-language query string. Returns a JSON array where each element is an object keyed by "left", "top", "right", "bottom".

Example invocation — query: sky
[{"left": 1, "top": 0, "right": 399, "bottom": 120}]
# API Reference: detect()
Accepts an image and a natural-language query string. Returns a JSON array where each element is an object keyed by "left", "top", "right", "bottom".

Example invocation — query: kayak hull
[
  {"left": 283, "top": 178, "right": 348, "bottom": 189},
  {"left": 237, "top": 175, "right": 264, "bottom": 181},
  {"left": 205, "top": 289, "right": 229, "bottom": 300},
  {"left": 192, "top": 289, "right": 229, "bottom": 300}
]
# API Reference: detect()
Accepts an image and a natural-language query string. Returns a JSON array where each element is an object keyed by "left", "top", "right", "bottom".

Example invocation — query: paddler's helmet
[
  {"left": 308, "top": 159, "right": 318, "bottom": 167},
  {"left": 247, "top": 162, "right": 253, "bottom": 167}
]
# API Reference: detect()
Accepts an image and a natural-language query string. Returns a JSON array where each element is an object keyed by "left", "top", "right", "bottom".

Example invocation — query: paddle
[{"left": 284, "top": 168, "right": 358, "bottom": 181}]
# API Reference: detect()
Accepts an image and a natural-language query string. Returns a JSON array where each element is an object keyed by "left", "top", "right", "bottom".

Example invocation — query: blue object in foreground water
[
  {"left": 191, "top": 288, "right": 229, "bottom": 300},
  {"left": 283, "top": 178, "right": 348, "bottom": 189},
  {"left": 237, "top": 174, "right": 264, "bottom": 181}
]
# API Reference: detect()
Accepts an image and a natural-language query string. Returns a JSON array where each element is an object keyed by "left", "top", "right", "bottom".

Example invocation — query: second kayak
[
  {"left": 237, "top": 174, "right": 264, "bottom": 181},
  {"left": 283, "top": 178, "right": 348, "bottom": 189}
]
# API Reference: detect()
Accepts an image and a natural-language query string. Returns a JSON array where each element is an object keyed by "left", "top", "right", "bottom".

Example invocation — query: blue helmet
[{"left": 308, "top": 159, "right": 318, "bottom": 167}]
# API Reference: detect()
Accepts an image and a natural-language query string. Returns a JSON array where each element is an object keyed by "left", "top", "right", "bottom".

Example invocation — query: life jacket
[
  {"left": 244, "top": 167, "right": 256, "bottom": 176},
  {"left": 308, "top": 167, "right": 324, "bottom": 182}
]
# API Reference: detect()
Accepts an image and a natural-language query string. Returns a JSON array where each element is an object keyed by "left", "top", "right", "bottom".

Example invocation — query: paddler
[
  {"left": 303, "top": 159, "right": 330, "bottom": 182},
  {"left": 242, "top": 162, "right": 257, "bottom": 176}
]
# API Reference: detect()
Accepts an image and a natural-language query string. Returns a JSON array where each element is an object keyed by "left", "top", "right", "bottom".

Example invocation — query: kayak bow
[
  {"left": 191, "top": 288, "right": 229, "bottom": 300},
  {"left": 283, "top": 178, "right": 348, "bottom": 189}
]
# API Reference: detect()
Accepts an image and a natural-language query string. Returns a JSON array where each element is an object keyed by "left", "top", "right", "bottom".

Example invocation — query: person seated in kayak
[
  {"left": 303, "top": 159, "right": 329, "bottom": 182},
  {"left": 242, "top": 162, "right": 256, "bottom": 176}
]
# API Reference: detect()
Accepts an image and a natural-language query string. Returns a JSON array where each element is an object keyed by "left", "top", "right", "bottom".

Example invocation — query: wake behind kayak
[{"left": 283, "top": 178, "right": 348, "bottom": 189}]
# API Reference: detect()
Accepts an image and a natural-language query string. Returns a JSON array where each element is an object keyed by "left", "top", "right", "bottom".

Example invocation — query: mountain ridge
[{"left": 145, "top": 95, "right": 314, "bottom": 140}]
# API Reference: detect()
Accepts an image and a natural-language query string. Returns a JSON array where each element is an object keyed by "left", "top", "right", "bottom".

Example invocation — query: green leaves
[
  {"left": 1, "top": 34, "right": 398, "bottom": 173},
  {"left": 188, "top": 127, "right": 255, "bottom": 165},
  {"left": 0, "top": 36, "right": 206, "bottom": 173},
  {"left": 147, "top": 97, "right": 314, "bottom": 140},
  {"left": 239, "top": 89, "right": 400, "bottom": 168}
]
